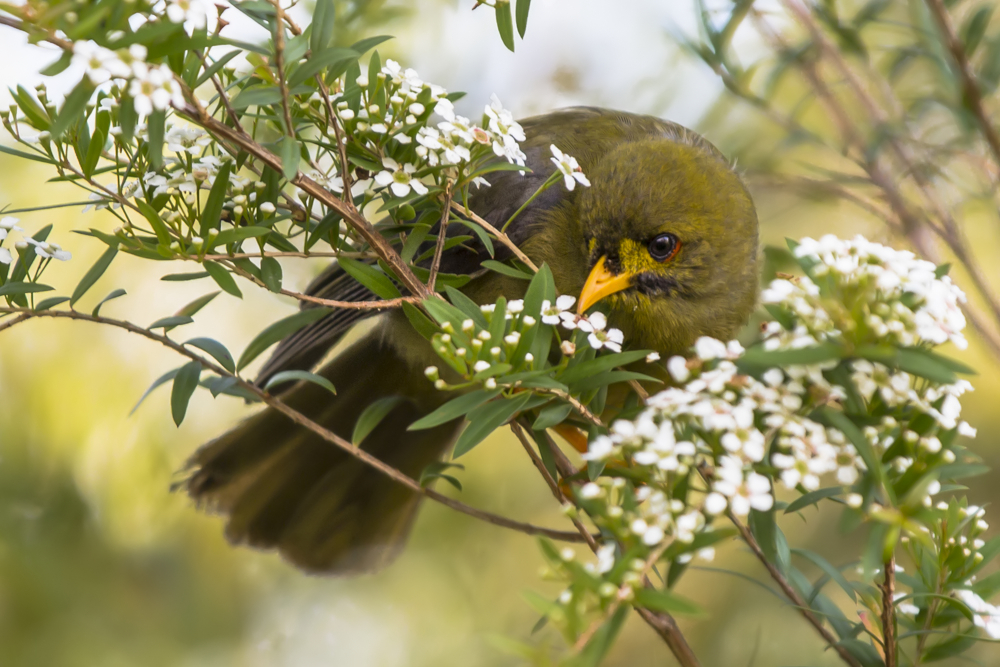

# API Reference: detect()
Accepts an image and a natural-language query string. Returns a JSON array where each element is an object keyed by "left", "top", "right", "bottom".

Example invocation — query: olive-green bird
[{"left": 182, "top": 107, "right": 760, "bottom": 574}]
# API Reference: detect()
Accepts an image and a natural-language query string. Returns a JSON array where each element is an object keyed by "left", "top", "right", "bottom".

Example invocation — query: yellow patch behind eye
[
  {"left": 587, "top": 238, "right": 597, "bottom": 255},
  {"left": 618, "top": 238, "right": 660, "bottom": 275}
]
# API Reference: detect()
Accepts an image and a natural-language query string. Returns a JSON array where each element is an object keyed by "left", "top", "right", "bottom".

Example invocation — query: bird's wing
[{"left": 255, "top": 107, "right": 691, "bottom": 386}]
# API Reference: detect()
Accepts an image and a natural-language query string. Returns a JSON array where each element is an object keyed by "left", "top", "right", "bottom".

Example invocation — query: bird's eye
[{"left": 647, "top": 233, "right": 680, "bottom": 262}]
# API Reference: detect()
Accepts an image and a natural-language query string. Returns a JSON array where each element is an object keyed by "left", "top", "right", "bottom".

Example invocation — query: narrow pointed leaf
[
  {"left": 92, "top": 288, "right": 127, "bottom": 316},
  {"left": 171, "top": 361, "right": 202, "bottom": 426},
  {"left": 184, "top": 337, "right": 236, "bottom": 373},
  {"left": 237, "top": 307, "right": 332, "bottom": 370},
  {"left": 409, "top": 388, "right": 502, "bottom": 430},
  {"left": 71, "top": 246, "right": 117, "bottom": 306},
  {"left": 353, "top": 396, "right": 406, "bottom": 444},
  {"left": 204, "top": 261, "right": 243, "bottom": 298},
  {"left": 452, "top": 393, "right": 532, "bottom": 457},
  {"left": 263, "top": 369, "right": 337, "bottom": 395}
]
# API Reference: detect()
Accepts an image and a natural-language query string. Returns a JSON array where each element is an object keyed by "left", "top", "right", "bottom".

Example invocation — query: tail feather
[{"left": 183, "top": 332, "right": 459, "bottom": 574}]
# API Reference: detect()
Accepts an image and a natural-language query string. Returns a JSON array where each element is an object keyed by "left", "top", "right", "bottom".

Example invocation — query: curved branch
[{"left": 0, "top": 307, "right": 587, "bottom": 543}]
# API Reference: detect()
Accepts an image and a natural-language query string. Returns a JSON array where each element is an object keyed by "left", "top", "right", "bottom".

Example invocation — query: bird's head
[{"left": 573, "top": 136, "right": 759, "bottom": 354}]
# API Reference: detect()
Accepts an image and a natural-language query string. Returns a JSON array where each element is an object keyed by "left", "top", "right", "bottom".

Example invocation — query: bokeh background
[{"left": 1, "top": 1, "right": 998, "bottom": 666}]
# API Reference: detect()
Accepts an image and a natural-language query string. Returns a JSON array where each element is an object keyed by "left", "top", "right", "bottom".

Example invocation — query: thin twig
[
  {"left": 923, "top": 0, "right": 1000, "bottom": 168},
  {"left": 456, "top": 206, "right": 540, "bottom": 272},
  {"left": 268, "top": 0, "right": 296, "bottom": 139},
  {"left": 0, "top": 307, "right": 587, "bottom": 543},
  {"left": 729, "top": 512, "right": 862, "bottom": 667},
  {"left": 428, "top": 190, "right": 452, "bottom": 291},
  {"left": 882, "top": 556, "right": 897, "bottom": 667}
]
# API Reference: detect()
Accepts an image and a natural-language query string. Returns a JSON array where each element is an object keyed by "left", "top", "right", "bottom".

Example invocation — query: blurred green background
[{"left": 1, "top": 1, "right": 998, "bottom": 665}]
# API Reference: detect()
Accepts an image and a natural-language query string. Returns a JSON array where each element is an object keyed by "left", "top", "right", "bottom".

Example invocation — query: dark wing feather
[{"left": 256, "top": 107, "right": 708, "bottom": 387}]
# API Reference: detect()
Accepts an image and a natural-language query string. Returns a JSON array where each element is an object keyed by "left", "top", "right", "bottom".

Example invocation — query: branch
[
  {"left": 729, "top": 512, "right": 862, "bottom": 667},
  {"left": 268, "top": 0, "right": 297, "bottom": 138},
  {"left": 455, "top": 206, "right": 539, "bottom": 272},
  {"left": 0, "top": 307, "right": 587, "bottom": 543},
  {"left": 427, "top": 189, "right": 452, "bottom": 291},
  {"left": 882, "top": 556, "right": 897, "bottom": 667}
]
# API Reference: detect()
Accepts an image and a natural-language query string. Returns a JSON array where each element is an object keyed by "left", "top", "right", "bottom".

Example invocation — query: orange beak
[{"left": 577, "top": 256, "right": 635, "bottom": 314}]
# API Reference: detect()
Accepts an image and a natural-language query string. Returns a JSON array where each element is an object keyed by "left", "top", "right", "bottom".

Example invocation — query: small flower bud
[
  {"left": 260, "top": 202, "right": 276, "bottom": 214},
  {"left": 521, "top": 315, "right": 536, "bottom": 327},
  {"left": 434, "top": 379, "right": 447, "bottom": 390},
  {"left": 461, "top": 319, "right": 474, "bottom": 333},
  {"left": 484, "top": 378, "right": 497, "bottom": 389},
  {"left": 846, "top": 493, "right": 863, "bottom": 508},
  {"left": 471, "top": 339, "right": 482, "bottom": 351},
  {"left": 424, "top": 366, "right": 439, "bottom": 381},
  {"left": 560, "top": 548, "right": 575, "bottom": 562},
  {"left": 561, "top": 340, "right": 576, "bottom": 356},
  {"left": 356, "top": 75, "right": 369, "bottom": 88}
]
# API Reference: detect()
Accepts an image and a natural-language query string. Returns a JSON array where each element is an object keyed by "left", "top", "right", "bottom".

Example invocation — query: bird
[{"left": 181, "top": 107, "right": 760, "bottom": 574}]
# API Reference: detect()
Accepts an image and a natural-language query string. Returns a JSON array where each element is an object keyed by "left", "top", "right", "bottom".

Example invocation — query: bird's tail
[{"left": 182, "top": 333, "right": 459, "bottom": 574}]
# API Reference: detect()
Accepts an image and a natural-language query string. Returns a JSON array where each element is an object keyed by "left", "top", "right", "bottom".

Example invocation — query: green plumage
[{"left": 183, "top": 108, "right": 760, "bottom": 574}]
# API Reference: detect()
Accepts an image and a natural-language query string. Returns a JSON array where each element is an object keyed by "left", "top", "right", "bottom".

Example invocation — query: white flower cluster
[
  {"left": 427, "top": 293, "right": 626, "bottom": 388},
  {"left": 0, "top": 217, "right": 71, "bottom": 265},
  {"left": 762, "top": 234, "right": 968, "bottom": 351},
  {"left": 72, "top": 41, "right": 184, "bottom": 116},
  {"left": 956, "top": 589, "right": 1000, "bottom": 639}
]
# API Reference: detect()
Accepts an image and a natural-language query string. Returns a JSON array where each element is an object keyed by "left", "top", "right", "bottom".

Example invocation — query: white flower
[
  {"left": 374, "top": 158, "right": 428, "bottom": 197},
  {"left": 577, "top": 312, "right": 624, "bottom": 352},
  {"left": 0, "top": 217, "right": 23, "bottom": 241},
  {"left": 540, "top": 295, "right": 576, "bottom": 324},
  {"left": 0, "top": 248, "right": 11, "bottom": 264},
  {"left": 667, "top": 356, "right": 690, "bottom": 382},
  {"left": 956, "top": 590, "right": 1000, "bottom": 639},
  {"left": 596, "top": 544, "right": 615, "bottom": 573},
  {"left": 493, "top": 134, "right": 526, "bottom": 167},
  {"left": 433, "top": 97, "right": 455, "bottom": 121},
  {"left": 550, "top": 144, "right": 591, "bottom": 190},
  {"left": 72, "top": 40, "right": 131, "bottom": 84},
  {"left": 26, "top": 237, "right": 71, "bottom": 261},
  {"left": 646, "top": 352, "right": 661, "bottom": 363},
  {"left": 165, "top": 125, "right": 210, "bottom": 154},
  {"left": 694, "top": 337, "right": 728, "bottom": 360},
  {"left": 166, "top": 0, "right": 208, "bottom": 32},
  {"left": 129, "top": 63, "right": 185, "bottom": 116}
]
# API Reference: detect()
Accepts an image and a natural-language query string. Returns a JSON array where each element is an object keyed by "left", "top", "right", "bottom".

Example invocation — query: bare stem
[
  {"left": 456, "top": 206, "right": 539, "bottom": 272},
  {"left": 428, "top": 190, "right": 452, "bottom": 292},
  {"left": 882, "top": 556, "right": 897, "bottom": 667}
]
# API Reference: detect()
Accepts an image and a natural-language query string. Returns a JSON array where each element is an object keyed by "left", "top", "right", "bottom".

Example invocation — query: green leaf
[
  {"left": 149, "top": 315, "right": 194, "bottom": 329},
  {"left": 204, "top": 261, "right": 243, "bottom": 298},
  {"left": 569, "top": 370, "right": 658, "bottom": 393},
  {"left": 792, "top": 548, "right": 856, "bottom": 601},
  {"left": 452, "top": 393, "right": 532, "bottom": 457},
  {"left": 481, "top": 259, "right": 532, "bottom": 280},
  {"left": 737, "top": 342, "right": 843, "bottom": 369},
  {"left": 560, "top": 350, "right": 650, "bottom": 385},
  {"left": 263, "top": 369, "right": 337, "bottom": 395},
  {"left": 278, "top": 135, "right": 300, "bottom": 179},
  {"left": 261, "top": 256, "right": 282, "bottom": 292},
  {"left": 130, "top": 367, "right": 180, "bottom": 415},
  {"left": 70, "top": 245, "right": 117, "bottom": 306},
  {"left": 82, "top": 109, "right": 110, "bottom": 177},
  {"left": 337, "top": 257, "right": 401, "bottom": 299},
  {"left": 237, "top": 307, "right": 332, "bottom": 370},
  {"left": 118, "top": 95, "right": 136, "bottom": 144},
  {"left": 0, "top": 282, "right": 53, "bottom": 296},
  {"left": 633, "top": 588, "right": 704, "bottom": 616},
  {"left": 749, "top": 509, "right": 791, "bottom": 578},
  {"left": 161, "top": 271, "right": 210, "bottom": 281},
  {"left": 200, "top": 161, "right": 231, "bottom": 236},
  {"left": 894, "top": 347, "right": 962, "bottom": 383},
  {"left": 409, "top": 388, "right": 502, "bottom": 430},
  {"left": 515, "top": 0, "right": 531, "bottom": 37},
  {"left": 92, "top": 288, "right": 126, "bottom": 316},
  {"left": 402, "top": 301, "right": 439, "bottom": 340},
  {"left": 49, "top": 78, "right": 94, "bottom": 139},
  {"left": 349, "top": 35, "right": 393, "bottom": 55},
  {"left": 569, "top": 606, "right": 629, "bottom": 667},
  {"left": 961, "top": 6, "right": 993, "bottom": 57},
  {"left": 136, "top": 199, "right": 172, "bottom": 245},
  {"left": 494, "top": 0, "right": 516, "bottom": 52},
  {"left": 921, "top": 633, "right": 977, "bottom": 662},
  {"left": 353, "top": 396, "right": 406, "bottom": 444},
  {"left": 171, "top": 361, "right": 202, "bottom": 426},
  {"left": 785, "top": 486, "right": 844, "bottom": 514},
  {"left": 210, "top": 225, "right": 271, "bottom": 248},
  {"left": 444, "top": 285, "right": 489, "bottom": 328},
  {"left": 35, "top": 296, "right": 70, "bottom": 311},
  {"left": 533, "top": 402, "right": 573, "bottom": 430},
  {"left": 184, "top": 337, "right": 236, "bottom": 373},
  {"left": 310, "top": 0, "right": 336, "bottom": 52},
  {"left": 13, "top": 85, "right": 51, "bottom": 129},
  {"left": 146, "top": 109, "right": 166, "bottom": 170},
  {"left": 195, "top": 50, "right": 241, "bottom": 87},
  {"left": 0, "top": 143, "right": 52, "bottom": 165}
]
